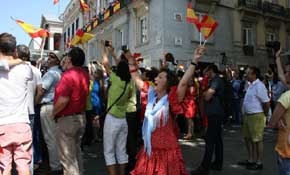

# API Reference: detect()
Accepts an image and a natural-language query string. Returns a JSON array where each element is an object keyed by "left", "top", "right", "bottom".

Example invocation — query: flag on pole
[
  {"left": 186, "top": 2, "right": 201, "bottom": 31},
  {"left": 200, "top": 15, "right": 218, "bottom": 40},
  {"left": 113, "top": 1, "right": 121, "bottom": 13},
  {"left": 53, "top": 0, "right": 59, "bottom": 5},
  {"left": 80, "top": 0, "right": 90, "bottom": 12},
  {"left": 71, "top": 29, "right": 94, "bottom": 46},
  {"left": 14, "top": 19, "right": 49, "bottom": 38}
]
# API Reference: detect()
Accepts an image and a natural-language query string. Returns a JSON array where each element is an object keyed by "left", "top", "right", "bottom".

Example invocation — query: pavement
[{"left": 81, "top": 125, "right": 278, "bottom": 175}]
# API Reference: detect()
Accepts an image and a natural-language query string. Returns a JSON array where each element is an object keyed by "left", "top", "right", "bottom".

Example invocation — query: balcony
[
  {"left": 263, "top": 1, "right": 284, "bottom": 17},
  {"left": 285, "top": 8, "right": 290, "bottom": 20},
  {"left": 238, "top": 0, "right": 262, "bottom": 12}
]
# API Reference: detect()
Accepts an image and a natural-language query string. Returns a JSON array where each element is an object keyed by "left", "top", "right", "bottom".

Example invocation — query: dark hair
[
  {"left": 116, "top": 60, "right": 131, "bottom": 82},
  {"left": 159, "top": 68, "right": 179, "bottom": 93},
  {"left": 17, "top": 45, "right": 30, "bottom": 61},
  {"left": 0, "top": 33, "right": 16, "bottom": 56},
  {"left": 249, "top": 66, "right": 261, "bottom": 79},
  {"left": 205, "top": 64, "right": 219, "bottom": 74},
  {"left": 147, "top": 67, "right": 159, "bottom": 82},
  {"left": 67, "top": 47, "right": 85, "bottom": 66},
  {"left": 165, "top": 53, "right": 174, "bottom": 63}
]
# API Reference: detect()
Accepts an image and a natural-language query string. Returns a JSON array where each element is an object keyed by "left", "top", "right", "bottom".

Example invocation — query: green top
[
  {"left": 107, "top": 72, "right": 132, "bottom": 118},
  {"left": 126, "top": 81, "right": 137, "bottom": 113},
  {"left": 86, "top": 80, "right": 93, "bottom": 111}
]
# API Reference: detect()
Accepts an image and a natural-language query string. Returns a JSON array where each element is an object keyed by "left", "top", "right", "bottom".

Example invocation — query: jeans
[
  {"left": 278, "top": 154, "right": 290, "bottom": 175},
  {"left": 201, "top": 116, "right": 223, "bottom": 170},
  {"left": 33, "top": 105, "right": 43, "bottom": 164}
]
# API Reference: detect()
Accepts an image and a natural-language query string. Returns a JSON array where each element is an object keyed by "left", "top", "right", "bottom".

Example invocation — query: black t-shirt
[{"left": 204, "top": 75, "right": 225, "bottom": 117}]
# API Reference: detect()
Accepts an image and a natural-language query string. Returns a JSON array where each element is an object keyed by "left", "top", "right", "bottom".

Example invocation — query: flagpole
[
  {"left": 202, "top": 40, "right": 207, "bottom": 47},
  {"left": 39, "top": 37, "right": 46, "bottom": 69},
  {"left": 199, "top": 32, "right": 202, "bottom": 46}
]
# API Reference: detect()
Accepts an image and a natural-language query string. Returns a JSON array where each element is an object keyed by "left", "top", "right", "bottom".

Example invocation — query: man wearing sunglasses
[{"left": 37, "top": 51, "right": 63, "bottom": 175}]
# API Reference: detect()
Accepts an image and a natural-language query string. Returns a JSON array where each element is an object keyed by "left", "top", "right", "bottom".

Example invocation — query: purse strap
[{"left": 106, "top": 81, "right": 128, "bottom": 113}]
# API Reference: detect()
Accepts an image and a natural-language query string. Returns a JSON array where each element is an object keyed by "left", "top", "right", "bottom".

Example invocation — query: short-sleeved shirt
[
  {"left": 204, "top": 75, "right": 225, "bottom": 117},
  {"left": 243, "top": 79, "right": 270, "bottom": 114},
  {"left": 0, "top": 63, "right": 33, "bottom": 125},
  {"left": 41, "top": 66, "right": 62, "bottom": 104},
  {"left": 107, "top": 72, "right": 132, "bottom": 118},
  {"left": 126, "top": 81, "right": 137, "bottom": 113},
  {"left": 275, "top": 90, "right": 290, "bottom": 158},
  {"left": 27, "top": 64, "right": 42, "bottom": 115},
  {"left": 54, "top": 67, "right": 90, "bottom": 117}
]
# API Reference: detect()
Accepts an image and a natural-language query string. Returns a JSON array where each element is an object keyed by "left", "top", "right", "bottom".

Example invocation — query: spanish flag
[
  {"left": 80, "top": 0, "right": 90, "bottom": 12},
  {"left": 113, "top": 1, "right": 121, "bottom": 13},
  {"left": 200, "top": 15, "right": 218, "bottom": 40},
  {"left": 104, "top": 10, "right": 110, "bottom": 20},
  {"left": 93, "top": 19, "right": 99, "bottom": 28},
  {"left": 71, "top": 29, "right": 94, "bottom": 46},
  {"left": 53, "top": 0, "right": 59, "bottom": 5},
  {"left": 15, "top": 19, "right": 49, "bottom": 38},
  {"left": 186, "top": 2, "right": 200, "bottom": 31}
]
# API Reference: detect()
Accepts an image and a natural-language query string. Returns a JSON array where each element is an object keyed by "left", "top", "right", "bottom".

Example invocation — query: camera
[
  {"left": 265, "top": 41, "right": 280, "bottom": 53},
  {"left": 121, "top": 45, "right": 129, "bottom": 53},
  {"left": 105, "top": 40, "right": 111, "bottom": 47}
]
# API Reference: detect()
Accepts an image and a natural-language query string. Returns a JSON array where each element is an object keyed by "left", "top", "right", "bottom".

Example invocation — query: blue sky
[{"left": 0, "top": 0, "right": 70, "bottom": 45}]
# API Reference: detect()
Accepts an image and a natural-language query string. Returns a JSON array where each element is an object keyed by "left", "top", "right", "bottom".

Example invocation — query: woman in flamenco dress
[{"left": 125, "top": 46, "right": 205, "bottom": 175}]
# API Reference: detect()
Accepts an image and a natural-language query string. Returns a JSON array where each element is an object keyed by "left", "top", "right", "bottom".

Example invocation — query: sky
[{"left": 0, "top": 0, "right": 70, "bottom": 45}]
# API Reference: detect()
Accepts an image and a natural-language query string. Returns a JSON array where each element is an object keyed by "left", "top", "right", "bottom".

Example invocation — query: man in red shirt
[{"left": 51, "top": 47, "right": 90, "bottom": 175}]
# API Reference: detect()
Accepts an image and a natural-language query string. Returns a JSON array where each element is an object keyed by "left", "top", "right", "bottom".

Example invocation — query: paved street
[{"left": 82, "top": 126, "right": 278, "bottom": 175}]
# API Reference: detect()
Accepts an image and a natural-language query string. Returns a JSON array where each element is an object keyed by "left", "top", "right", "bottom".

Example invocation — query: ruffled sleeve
[{"left": 168, "top": 86, "right": 196, "bottom": 118}]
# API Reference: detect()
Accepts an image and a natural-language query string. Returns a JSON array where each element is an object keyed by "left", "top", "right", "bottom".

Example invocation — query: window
[
  {"left": 288, "top": 0, "right": 290, "bottom": 8},
  {"left": 120, "top": 30, "right": 124, "bottom": 46},
  {"left": 140, "top": 16, "right": 148, "bottom": 44},
  {"left": 76, "top": 18, "right": 79, "bottom": 30},
  {"left": 63, "top": 32, "right": 66, "bottom": 44},
  {"left": 67, "top": 27, "right": 70, "bottom": 38},
  {"left": 174, "top": 13, "right": 182, "bottom": 22},
  {"left": 72, "top": 23, "right": 75, "bottom": 37},
  {"left": 242, "top": 27, "right": 253, "bottom": 46},
  {"left": 266, "top": 27, "right": 278, "bottom": 42}
]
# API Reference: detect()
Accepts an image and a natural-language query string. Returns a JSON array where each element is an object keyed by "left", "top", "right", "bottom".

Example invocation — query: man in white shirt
[
  {"left": 16, "top": 44, "right": 42, "bottom": 174},
  {"left": 238, "top": 66, "right": 270, "bottom": 170},
  {"left": 0, "top": 33, "right": 33, "bottom": 175}
]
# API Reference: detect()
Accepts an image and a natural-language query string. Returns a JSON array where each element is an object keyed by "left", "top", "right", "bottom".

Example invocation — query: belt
[
  {"left": 59, "top": 112, "right": 84, "bottom": 118},
  {"left": 246, "top": 112, "right": 263, "bottom": 116},
  {"left": 55, "top": 112, "right": 84, "bottom": 123}
]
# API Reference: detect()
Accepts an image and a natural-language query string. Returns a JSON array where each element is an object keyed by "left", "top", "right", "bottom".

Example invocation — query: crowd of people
[{"left": 0, "top": 31, "right": 290, "bottom": 175}]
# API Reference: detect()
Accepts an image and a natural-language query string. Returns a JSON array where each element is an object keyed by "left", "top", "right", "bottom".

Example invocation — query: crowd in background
[{"left": 0, "top": 32, "right": 290, "bottom": 175}]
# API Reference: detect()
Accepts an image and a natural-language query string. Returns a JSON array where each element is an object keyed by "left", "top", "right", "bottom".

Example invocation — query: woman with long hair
[{"left": 125, "top": 46, "right": 205, "bottom": 175}]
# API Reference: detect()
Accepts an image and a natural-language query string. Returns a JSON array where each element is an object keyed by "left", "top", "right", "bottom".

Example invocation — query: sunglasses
[{"left": 48, "top": 54, "right": 57, "bottom": 59}]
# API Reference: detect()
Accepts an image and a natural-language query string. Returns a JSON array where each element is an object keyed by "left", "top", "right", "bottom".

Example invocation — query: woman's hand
[{"left": 192, "top": 46, "right": 205, "bottom": 63}]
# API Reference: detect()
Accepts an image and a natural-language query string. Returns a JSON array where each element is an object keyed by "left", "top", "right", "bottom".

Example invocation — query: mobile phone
[
  {"left": 105, "top": 40, "right": 110, "bottom": 47},
  {"left": 121, "top": 45, "right": 129, "bottom": 53}
]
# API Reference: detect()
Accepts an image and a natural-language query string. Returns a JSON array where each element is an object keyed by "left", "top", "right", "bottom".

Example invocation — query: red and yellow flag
[
  {"left": 15, "top": 19, "right": 49, "bottom": 38},
  {"left": 200, "top": 15, "right": 218, "bottom": 40},
  {"left": 53, "top": 0, "right": 59, "bottom": 5},
  {"left": 186, "top": 2, "right": 200, "bottom": 31},
  {"left": 104, "top": 10, "right": 110, "bottom": 20},
  {"left": 113, "top": 1, "right": 121, "bottom": 13},
  {"left": 71, "top": 29, "right": 94, "bottom": 46},
  {"left": 80, "top": 0, "right": 90, "bottom": 12}
]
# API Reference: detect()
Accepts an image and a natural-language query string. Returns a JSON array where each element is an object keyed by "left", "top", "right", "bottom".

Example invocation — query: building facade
[
  {"left": 29, "top": 14, "right": 63, "bottom": 60},
  {"left": 61, "top": 0, "right": 290, "bottom": 72}
]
